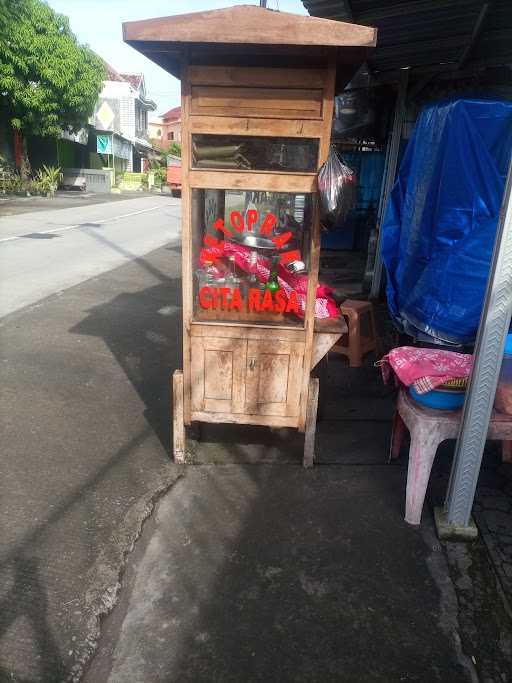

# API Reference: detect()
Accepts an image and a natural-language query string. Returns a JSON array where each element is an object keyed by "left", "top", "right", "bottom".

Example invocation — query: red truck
[{"left": 166, "top": 155, "right": 182, "bottom": 197}]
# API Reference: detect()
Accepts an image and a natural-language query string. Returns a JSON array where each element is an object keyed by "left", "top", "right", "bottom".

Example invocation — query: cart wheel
[
  {"left": 172, "top": 369, "right": 185, "bottom": 463},
  {"left": 303, "top": 377, "right": 319, "bottom": 468}
]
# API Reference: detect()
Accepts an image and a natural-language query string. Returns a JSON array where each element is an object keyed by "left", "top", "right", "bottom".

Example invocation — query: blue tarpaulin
[{"left": 381, "top": 97, "right": 512, "bottom": 345}]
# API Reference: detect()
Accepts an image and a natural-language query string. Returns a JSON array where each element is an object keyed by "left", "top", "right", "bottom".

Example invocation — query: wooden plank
[
  {"left": 189, "top": 170, "right": 317, "bottom": 193},
  {"left": 257, "top": 354, "right": 289, "bottom": 404},
  {"left": 311, "top": 332, "right": 343, "bottom": 370},
  {"left": 298, "top": 205, "right": 321, "bottom": 432},
  {"left": 245, "top": 340, "right": 304, "bottom": 417},
  {"left": 303, "top": 377, "right": 319, "bottom": 468},
  {"left": 286, "top": 343, "right": 305, "bottom": 417},
  {"left": 193, "top": 337, "right": 248, "bottom": 414},
  {"left": 232, "top": 339, "right": 247, "bottom": 413},
  {"left": 204, "top": 349, "right": 233, "bottom": 400},
  {"left": 313, "top": 316, "right": 348, "bottom": 335},
  {"left": 190, "top": 323, "right": 305, "bottom": 342},
  {"left": 191, "top": 86, "right": 323, "bottom": 119},
  {"left": 191, "top": 106, "right": 322, "bottom": 121},
  {"left": 189, "top": 115, "right": 324, "bottom": 139},
  {"left": 172, "top": 370, "right": 185, "bottom": 464},
  {"left": 318, "top": 58, "right": 337, "bottom": 177},
  {"left": 189, "top": 65, "right": 327, "bottom": 89},
  {"left": 123, "top": 7, "right": 377, "bottom": 49},
  {"left": 181, "top": 58, "right": 193, "bottom": 425},
  {"left": 190, "top": 337, "right": 205, "bottom": 412},
  {"left": 193, "top": 86, "right": 322, "bottom": 109},
  {"left": 191, "top": 410, "right": 299, "bottom": 429},
  {"left": 298, "top": 59, "right": 336, "bottom": 431}
]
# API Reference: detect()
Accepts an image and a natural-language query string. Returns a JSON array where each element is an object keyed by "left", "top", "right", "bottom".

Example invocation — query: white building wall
[{"left": 120, "top": 96, "right": 136, "bottom": 139}]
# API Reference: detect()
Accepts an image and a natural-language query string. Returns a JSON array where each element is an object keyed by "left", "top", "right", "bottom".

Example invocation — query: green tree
[
  {"left": 0, "top": 0, "right": 105, "bottom": 162},
  {"left": 166, "top": 141, "right": 181, "bottom": 158}
]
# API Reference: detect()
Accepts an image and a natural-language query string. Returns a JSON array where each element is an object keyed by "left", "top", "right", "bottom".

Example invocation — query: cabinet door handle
[{"left": 248, "top": 358, "right": 257, "bottom": 371}]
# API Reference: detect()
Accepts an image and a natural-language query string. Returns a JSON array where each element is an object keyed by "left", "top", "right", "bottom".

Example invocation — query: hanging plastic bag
[{"left": 318, "top": 146, "right": 357, "bottom": 229}]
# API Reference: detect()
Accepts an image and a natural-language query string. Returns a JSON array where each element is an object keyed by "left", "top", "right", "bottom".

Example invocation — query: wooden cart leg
[
  {"left": 172, "top": 369, "right": 185, "bottom": 464},
  {"left": 303, "top": 377, "right": 319, "bottom": 469}
]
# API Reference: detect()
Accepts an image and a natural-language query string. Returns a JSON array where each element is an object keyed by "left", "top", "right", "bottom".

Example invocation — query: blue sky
[{"left": 47, "top": 0, "right": 308, "bottom": 114}]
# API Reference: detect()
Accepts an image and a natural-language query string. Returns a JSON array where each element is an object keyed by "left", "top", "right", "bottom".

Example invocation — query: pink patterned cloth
[
  {"left": 199, "top": 241, "right": 339, "bottom": 320},
  {"left": 380, "top": 346, "right": 473, "bottom": 394}
]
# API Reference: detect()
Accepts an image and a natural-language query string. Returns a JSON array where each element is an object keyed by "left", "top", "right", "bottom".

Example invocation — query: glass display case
[
  {"left": 192, "top": 135, "right": 319, "bottom": 172},
  {"left": 192, "top": 188, "right": 313, "bottom": 326}
]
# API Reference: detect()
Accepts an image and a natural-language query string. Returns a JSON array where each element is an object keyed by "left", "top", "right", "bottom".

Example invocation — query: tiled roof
[
  {"left": 104, "top": 63, "right": 144, "bottom": 91},
  {"left": 105, "top": 63, "right": 126, "bottom": 82},
  {"left": 121, "top": 73, "right": 143, "bottom": 89},
  {"left": 162, "top": 106, "right": 181, "bottom": 122}
]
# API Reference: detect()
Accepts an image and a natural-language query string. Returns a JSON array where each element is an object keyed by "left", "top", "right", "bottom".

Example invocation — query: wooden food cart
[{"left": 123, "top": 6, "right": 376, "bottom": 466}]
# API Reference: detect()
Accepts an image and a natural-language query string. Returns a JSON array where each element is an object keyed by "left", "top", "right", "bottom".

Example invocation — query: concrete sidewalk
[
  {"left": 82, "top": 351, "right": 512, "bottom": 680},
  {"left": 85, "top": 465, "right": 476, "bottom": 683},
  {"left": 2, "top": 242, "right": 511, "bottom": 682}
]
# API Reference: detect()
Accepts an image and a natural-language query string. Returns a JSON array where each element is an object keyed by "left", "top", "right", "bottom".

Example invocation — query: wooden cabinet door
[
  {"left": 245, "top": 340, "right": 304, "bottom": 417},
  {"left": 191, "top": 337, "right": 247, "bottom": 414}
]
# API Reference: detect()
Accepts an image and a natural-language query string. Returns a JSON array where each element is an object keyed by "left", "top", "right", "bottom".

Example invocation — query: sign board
[
  {"left": 96, "top": 134, "right": 112, "bottom": 154},
  {"left": 93, "top": 98, "right": 120, "bottom": 132},
  {"left": 96, "top": 135, "right": 112, "bottom": 154},
  {"left": 113, "top": 136, "right": 132, "bottom": 161}
]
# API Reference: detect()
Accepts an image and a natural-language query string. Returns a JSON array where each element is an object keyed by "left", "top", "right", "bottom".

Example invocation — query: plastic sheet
[
  {"left": 381, "top": 97, "right": 512, "bottom": 345},
  {"left": 318, "top": 146, "right": 357, "bottom": 229}
]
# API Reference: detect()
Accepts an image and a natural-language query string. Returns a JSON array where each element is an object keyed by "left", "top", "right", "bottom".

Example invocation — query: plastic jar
[{"left": 494, "top": 333, "right": 512, "bottom": 414}]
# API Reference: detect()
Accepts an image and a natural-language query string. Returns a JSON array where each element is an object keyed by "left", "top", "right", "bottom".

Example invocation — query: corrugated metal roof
[{"left": 302, "top": 0, "right": 512, "bottom": 77}]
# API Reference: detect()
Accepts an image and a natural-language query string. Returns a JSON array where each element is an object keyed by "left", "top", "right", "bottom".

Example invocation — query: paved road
[{"left": 0, "top": 195, "right": 181, "bottom": 317}]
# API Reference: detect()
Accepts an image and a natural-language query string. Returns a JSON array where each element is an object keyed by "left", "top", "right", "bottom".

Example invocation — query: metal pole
[
  {"left": 370, "top": 68, "right": 409, "bottom": 299},
  {"left": 112, "top": 133, "right": 115, "bottom": 175},
  {"left": 445, "top": 154, "right": 512, "bottom": 528}
]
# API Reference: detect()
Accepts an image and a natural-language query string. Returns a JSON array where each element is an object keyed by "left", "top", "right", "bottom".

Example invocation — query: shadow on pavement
[{"left": 0, "top": 243, "right": 183, "bottom": 680}]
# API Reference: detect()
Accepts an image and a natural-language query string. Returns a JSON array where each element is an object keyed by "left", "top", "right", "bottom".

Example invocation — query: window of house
[
  {"left": 157, "top": 129, "right": 161, "bottom": 137},
  {"left": 167, "top": 132, "right": 174, "bottom": 141}
]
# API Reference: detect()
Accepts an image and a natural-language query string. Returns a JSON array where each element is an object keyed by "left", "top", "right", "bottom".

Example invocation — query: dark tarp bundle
[{"left": 381, "top": 97, "right": 512, "bottom": 345}]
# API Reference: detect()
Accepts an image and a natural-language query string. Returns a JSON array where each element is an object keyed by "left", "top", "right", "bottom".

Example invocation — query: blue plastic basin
[{"left": 409, "top": 385, "right": 465, "bottom": 410}]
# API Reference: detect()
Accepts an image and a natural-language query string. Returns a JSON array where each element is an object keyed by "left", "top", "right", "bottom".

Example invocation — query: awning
[{"left": 301, "top": 0, "right": 512, "bottom": 82}]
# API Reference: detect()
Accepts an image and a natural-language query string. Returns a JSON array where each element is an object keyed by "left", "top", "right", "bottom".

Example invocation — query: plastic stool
[
  {"left": 390, "top": 390, "right": 512, "bottom": 525},
  {"left": 331, "top": 299, "right": 378, "bottom": 367}
]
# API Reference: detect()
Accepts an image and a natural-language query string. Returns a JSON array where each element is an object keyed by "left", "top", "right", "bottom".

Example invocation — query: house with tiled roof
[
  {"left": 148, "top": 106, "right": 182, "bottom": 149},
  {"left": 88, "top": 65, "right": 157, "bottom": 172}
]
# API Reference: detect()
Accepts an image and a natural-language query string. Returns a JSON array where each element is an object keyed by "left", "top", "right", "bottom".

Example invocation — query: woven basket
[{"left": 438, "top": 378, "right": 467, "bottom": 392}]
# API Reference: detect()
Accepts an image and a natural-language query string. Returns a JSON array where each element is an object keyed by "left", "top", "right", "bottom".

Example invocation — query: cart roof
[{"left": 123, "top": 5, "right": 377, "bottom": 80}]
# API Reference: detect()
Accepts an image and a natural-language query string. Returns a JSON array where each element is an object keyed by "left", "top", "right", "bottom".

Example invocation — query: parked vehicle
[{"left": 166, "top": 154, "right": 181, "bottom": 197}]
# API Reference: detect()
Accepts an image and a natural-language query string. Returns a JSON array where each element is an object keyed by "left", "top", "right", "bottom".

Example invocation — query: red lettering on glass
[
  {"left": 213, "top": 218, "right": 232, "bottom": 237},
  {"left": 260, "top": 289, "right": 274, "bottom": 312},
  {"left": 286, "top": 290, "right": 300, "bottom": 314},
  {"left": 246, "top": 209, "right": 258, "bottom": 232},
  {"left": 220, "top": 287, "right": 231, "bottom": 309},
  {"left": 230, "top": 211, "right": 244, "bottom": 233},
  {"left": 199, "top": 287, "right": 213, "bottom": 309},
  {"left": 230, "top": 288, "right": 243, "bottom": 311},
  {"left": 271, "top": 231, "right": 292, "bottom": 250},
  {"left": 259, "top": 212, "right": 277, "bottom": 236},
  {"left": 248, "top": 288, "right": 261, "bottom": 313},
  {"left": 274, "top": 289, "right": 287, "bottom": 313}
]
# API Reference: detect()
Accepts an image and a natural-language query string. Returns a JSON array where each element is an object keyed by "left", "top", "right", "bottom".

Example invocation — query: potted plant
[{"left": 34, "top": 165, "right": 62, "bottom": 197}]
